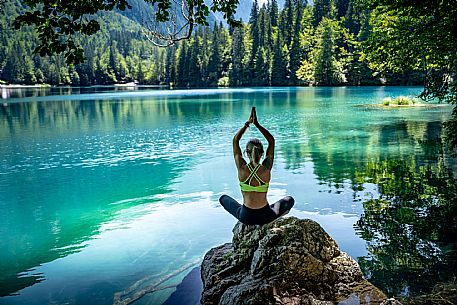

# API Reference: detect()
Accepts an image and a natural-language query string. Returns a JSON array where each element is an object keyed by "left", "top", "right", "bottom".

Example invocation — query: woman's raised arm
[{"left": 233, "top": 120, "right": 250, "bottom": 169}]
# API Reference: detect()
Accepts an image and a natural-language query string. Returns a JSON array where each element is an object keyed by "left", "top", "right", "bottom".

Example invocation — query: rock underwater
[{"left": 201, "top": 217, "right": 399, "bottom": 305}]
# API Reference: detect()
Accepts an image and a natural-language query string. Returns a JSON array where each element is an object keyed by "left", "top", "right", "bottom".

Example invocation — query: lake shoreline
[
  {"left": 1, "top": 83, "right": 426, "bottom": 89},
  {"left": 0, "top": 84, "right": 168, "bottom": 89},
  {"left": 0, "top": 84, "right": 51, "bottom": 89}
]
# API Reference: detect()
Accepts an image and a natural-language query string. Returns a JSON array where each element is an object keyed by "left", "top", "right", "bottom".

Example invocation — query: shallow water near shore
[{"left": 1, "top": 86, "right": 456, "bottom": 304}]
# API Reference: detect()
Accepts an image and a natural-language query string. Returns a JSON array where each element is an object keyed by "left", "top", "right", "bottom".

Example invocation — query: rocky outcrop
[{"left": 201, "top": 217, "right": 398, "bottom": 305}]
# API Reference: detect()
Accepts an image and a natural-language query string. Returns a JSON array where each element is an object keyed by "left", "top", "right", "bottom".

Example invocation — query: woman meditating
[{"left": 219, "top": 107, "right": 294, "bottom": 225}]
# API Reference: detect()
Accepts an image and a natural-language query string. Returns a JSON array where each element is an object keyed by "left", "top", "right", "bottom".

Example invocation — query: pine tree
[
  {"left": 2, "top": 41, "right": 24, "bottom": 83},
  {"left": 258, "top": 5, "right": 266, "bottom": 48},
  {"left": 281, "top": 0, "right": 294, "bottom": 46},
  {"left": 188, "top": 38, "right": 201, "bottom": 87},
  {"left": 269, "top": 0, "right": 279, "bottom": 27},
  {"left": 48, "top": 63, "right": 60, "bottom": 85},
  {"left": 165, "top": 46, "right": 175, "bottom": 86},
  {"left": 289, "top": 0, "right": 304, "bottom": 84},
  {"left": 271, "top": 33, "right": 287, "bottom": 85},
  {"left": 23, "top": 56, "right": 36, "bottom": 84},
  {"left": 257, "top": 4, "right": 273, "bottom": 50},
  {"left": 312, "top": 0, "right": 337, "bottom": 27},
  {"left": 208, "top": 23, "right": 221, "bottom": 86},
  {"left": 176, "top": 42, "right": 189, "bottom": 87},
  {"left": 117, "top": 55, "right": 130, "bottom": 82},
  {"left": 218, "top": 23, "right": 232, "bottom": 77},
  {"left": 344, "top": 0, "right": 360, "bottom": 35},
  {"left": 137, "top": 59, "right": 145, "bottom": 83},
  {"left": 109, "top": 42, "right": 119, "bottom": 82},
  {"left": 254, "top": 47, "right": 269, "bottom": 85},
  {"left": 335, "top": 0, "right": 350, "bottom": 18},
  {"left": 249, "top": 0, "right": 260, "bottom": 58},
  {"left": 313, "top": 18, "right": 339, "bottom": 85},
  {"left": 60, "top": 66, "right": 71, "bottom": 84},
  {"left": 229, "top": 25, "right": 245, "bottom": 87}
]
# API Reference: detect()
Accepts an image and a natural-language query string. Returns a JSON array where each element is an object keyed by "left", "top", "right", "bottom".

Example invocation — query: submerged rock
[{"left": 201, "top": 217, "right": 395, "bottom": 305}]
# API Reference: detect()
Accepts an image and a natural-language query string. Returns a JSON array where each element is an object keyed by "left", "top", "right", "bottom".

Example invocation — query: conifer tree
[
  {"left": 24, "top": 56, "right": 36, "bottom": 84},
  {"left": 244, "top": 1, "right": 259, "bottom": 83},
  {"left": 344, "top": 0, "right": 359, "bottom": 35},
  {"left": 165, "top": 46, "right": 174, "bottom": 86},
  {"left": 208, "top": 23, "right": 221, "bottom": 86},
  {"left": 176, "top": 43, "right": 189, "bottom": 87},
  {"left": 289, "top": 0, "right": 304, "bottom": 84},
  {"left": 218, "top": 23, "right": 232, "bottom": 77},
  {"left": 35, "top": 68, "right": 44, "bottom": 83},
  {"left": 229, "top": 25, "right": 245, "bottom": 87},
  {"left": 281, "top": 0, "right": 294, "bottom": 46},
  {"left": 109, "top": 42, "right": 119, "bottom": 82},
  {"left": 313, "top": 18, "right": 339, "bottom": 85},
  {"left": 188, "top": 38, "right": 201, "bottom": 87},
  {"left": 312, "top": 0, "right": 337, "bottom": 27},
  {"left": 258, "top": 5, "right": 266, "bottom": 49},
  {"left": 137, "top": 60, "right": 145, "bottom": 83},
  {"left": 260, "top": 5, "right": 273, "bottom": 49},
  {"left": 271, "top": 33, "right": 287, "bottom": 85},
  {"left": 254, "top": 46, "right": 269, "bottom": 85},
  {"left": 249, "top": 0, "right": 260, "bottom": 58},
  {"left": 334, "top": 0, "right": 349, "bottom": 18},
  {"left": 69, "top": 67, "right": 80, "bottom": 85},
  {"left": 269, "top": 0, "right": 279, "bottom": 27}
]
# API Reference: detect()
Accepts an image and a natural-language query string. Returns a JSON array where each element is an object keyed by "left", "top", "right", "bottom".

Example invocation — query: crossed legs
[{"left": 219, "top": 194, "right": 295, "bottom": 225}]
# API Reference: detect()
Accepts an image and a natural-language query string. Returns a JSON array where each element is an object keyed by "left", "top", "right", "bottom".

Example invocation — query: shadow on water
[{"left": 353, "top": 139, "right": 457, "bottom": 298}]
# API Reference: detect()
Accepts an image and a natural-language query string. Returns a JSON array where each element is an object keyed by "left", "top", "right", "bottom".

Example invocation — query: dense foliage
[
  {"left": 357, "top": 0, "right": 457, "bottom": 149},
  {"left": 0, "top": 1, "right": 170, "bottom": 86},
  {"left": 173, "top": 0, "right": 424, "bottom": 87},
  {"left": 10, "top": 0, "right": 240, "bottom": 64},
  {"left": 0, "top": 0, "right": 422, "bottom": 87}
]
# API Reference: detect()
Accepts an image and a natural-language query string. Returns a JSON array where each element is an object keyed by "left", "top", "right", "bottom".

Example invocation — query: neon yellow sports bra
[{"left": 239, "top": 163, "right": 270, "bottom": 193}]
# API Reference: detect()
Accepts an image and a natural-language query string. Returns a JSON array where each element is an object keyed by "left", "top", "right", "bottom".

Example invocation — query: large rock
[{"left": 201, "top": 217, "right": 397, "bottom": 305}]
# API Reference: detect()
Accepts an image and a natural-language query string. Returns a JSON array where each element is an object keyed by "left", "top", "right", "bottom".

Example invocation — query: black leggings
[{"left": 219, "top": 194, "right": 295, "bottom": 225}]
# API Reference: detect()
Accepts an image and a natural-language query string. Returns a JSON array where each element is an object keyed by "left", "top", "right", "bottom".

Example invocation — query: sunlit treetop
[{"left": 11, "top": 0, "right": 242, "bottom": 64}]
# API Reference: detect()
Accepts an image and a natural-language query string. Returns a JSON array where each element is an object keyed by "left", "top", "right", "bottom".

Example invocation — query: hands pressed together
[{"left": 245, "top": 107, "right": 259, "bottom": 128}]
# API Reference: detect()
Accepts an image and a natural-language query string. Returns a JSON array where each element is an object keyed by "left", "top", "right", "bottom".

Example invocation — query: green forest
[{"left": 0, "top": 0, "right": 424, "bottom": 87}]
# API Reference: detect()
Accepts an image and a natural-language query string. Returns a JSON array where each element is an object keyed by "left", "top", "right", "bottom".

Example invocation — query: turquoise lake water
[{"left": 0, "top": 86, "right": 456, "bottom": 304}]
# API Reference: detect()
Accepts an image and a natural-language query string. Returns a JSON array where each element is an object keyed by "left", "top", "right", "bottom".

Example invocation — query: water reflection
[
  {"left": 0, "top": 87, "right": 454, "bottom": 302},
  {"left": 305, "top": 120, "right": 448, "bottom": 187},
  {"left": 0, "top": 86, "right": 169, "bottom": 100},
  {"left": 354, "top": 140, "right": 457, "bottom": 297}
]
